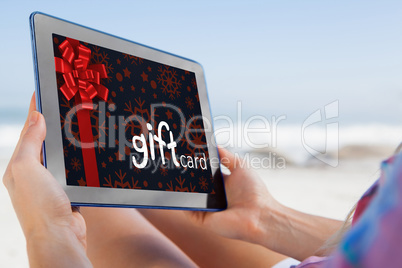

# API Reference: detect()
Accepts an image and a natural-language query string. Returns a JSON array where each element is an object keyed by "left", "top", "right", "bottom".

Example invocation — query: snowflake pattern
[
  {"left": 157, "top": 65, "right": 182, "bottom": 99},
  {"left": 71, "top": 157, "right": 81, "bottom": 171},
  {"left": 123, "top": 53, "right": 144, "bottom": 65},
  {"left": 103, "top": 170, "right": 142, "bottom": 189},
  {"left": 185, "top": 96, "right": 194, "bottom": 109},
  {"left": 199, "top": 176, "right": 208, "bottom": 191},
  {"left": 166, "top": 176, "right": 197, "bottom": 192},
  {"left": 123, "top": 97, "right": 157, "bottom": 137},
  {"left": 181, "top": 116, "right": 208, "bottom": 157},
  {"left": 160, "top": 167, "right": 168, "bottom": 176},
  {"left": 191, "top": 78, "right": 197, "bottom": 89},
  {"left": 91, "top": 46, "right": 114, "bottom": 82}
]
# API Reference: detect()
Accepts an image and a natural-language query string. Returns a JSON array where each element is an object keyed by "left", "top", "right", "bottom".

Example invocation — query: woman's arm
[
  {"left": 3, "top": 94, "right": 91, "bottom": 268},
  {"left": 188, "top": 148, "right": 342, "bottom": 261},
  {"left": 26, "top": 227, "right": 90, "bottom": 268},
  {"left": 252, "top": 202, "right": 342, "bottom": 260}
]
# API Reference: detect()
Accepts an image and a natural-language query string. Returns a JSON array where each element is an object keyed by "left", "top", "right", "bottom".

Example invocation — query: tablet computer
[{"left": 30, "top": 12, "right": 227, "bottom": 211}]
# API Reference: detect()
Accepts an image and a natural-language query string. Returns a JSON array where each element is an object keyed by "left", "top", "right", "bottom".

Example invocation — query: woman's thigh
[
  {"left": 139, "top": 209, "right": 288, "bottom": 267},
  {"left": 81, "top": 207, "right": 197, "bottom": 267}
]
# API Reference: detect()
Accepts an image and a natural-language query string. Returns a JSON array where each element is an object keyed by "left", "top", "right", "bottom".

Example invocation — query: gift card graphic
[{"left": 53, "top": 34, "right": 214, "bottom": 194}]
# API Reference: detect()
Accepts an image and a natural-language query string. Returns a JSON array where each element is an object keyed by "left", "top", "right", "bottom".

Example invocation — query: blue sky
[{"left": 1, "top": 0, "right": 402, "bottom": 124}]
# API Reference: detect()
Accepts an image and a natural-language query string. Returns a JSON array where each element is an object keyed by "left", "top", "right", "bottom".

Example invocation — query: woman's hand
[
  {"left": 3, "top": 94, "right": 91, "bottom": 268},
  {"left": 187, "top": 148, "right": 283, "bottom": 243},
  {"left": 187, "top": 148, "right": 343, "bottom": 261}
]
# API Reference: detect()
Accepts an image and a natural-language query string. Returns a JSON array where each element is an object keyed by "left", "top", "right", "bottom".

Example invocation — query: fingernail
[{"left": 29, "top": 112, "right": 39, "bottom": 126}]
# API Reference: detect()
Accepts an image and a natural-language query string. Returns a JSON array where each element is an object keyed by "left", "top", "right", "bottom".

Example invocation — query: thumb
[
  {"left": 16, "top": 111, "right": 46, "bottom": 163},
  {"left": 217, "top": 147, "right": 240, "bottom": 171}
]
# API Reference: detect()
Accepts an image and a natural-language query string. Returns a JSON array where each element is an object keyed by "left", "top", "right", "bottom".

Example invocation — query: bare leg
[
  {"left": 139, "top": 209, "right": 288, "bottom": 267},
  {"left": 81, "top": 207, "right": 197, "bottom": 268}
]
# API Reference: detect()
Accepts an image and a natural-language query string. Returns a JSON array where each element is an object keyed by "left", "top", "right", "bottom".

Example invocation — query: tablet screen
[{"left": 53, "top": 34, "right": 215, "bottom": 194}]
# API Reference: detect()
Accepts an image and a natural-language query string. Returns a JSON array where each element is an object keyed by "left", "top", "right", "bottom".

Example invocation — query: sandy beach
[{"left": 0, "top": 145, "right": 388, "bottom": 267}]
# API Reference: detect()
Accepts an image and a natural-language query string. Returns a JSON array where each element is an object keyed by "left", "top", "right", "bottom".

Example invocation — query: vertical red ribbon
[
  {"left": 55, "top": 38, "right": 109, "bottom": 187},
  {"left": 76, "top": 103, "right": 100, "bottom": 187}
]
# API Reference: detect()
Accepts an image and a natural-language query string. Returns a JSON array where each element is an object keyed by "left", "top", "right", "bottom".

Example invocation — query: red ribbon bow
[
  {"left": 55, "top": 38, "right": 109, "bottom": 187},
  {"left": 55, "top": 38, "right": 109, "bottom": 109}
]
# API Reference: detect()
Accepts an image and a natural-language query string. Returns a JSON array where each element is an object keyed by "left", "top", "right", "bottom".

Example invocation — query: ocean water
[
  {"left": 1, "top": 117, "right": 401, "bottom": 166},
  {"left": 0, "top": 124, "right": 22, "bottom": 158},
  {"left": 0, "top": 109, "right": 26, "bottom": 159},
  {"left": 214, "top": 122, "right": 402, "bottom": 165}
]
